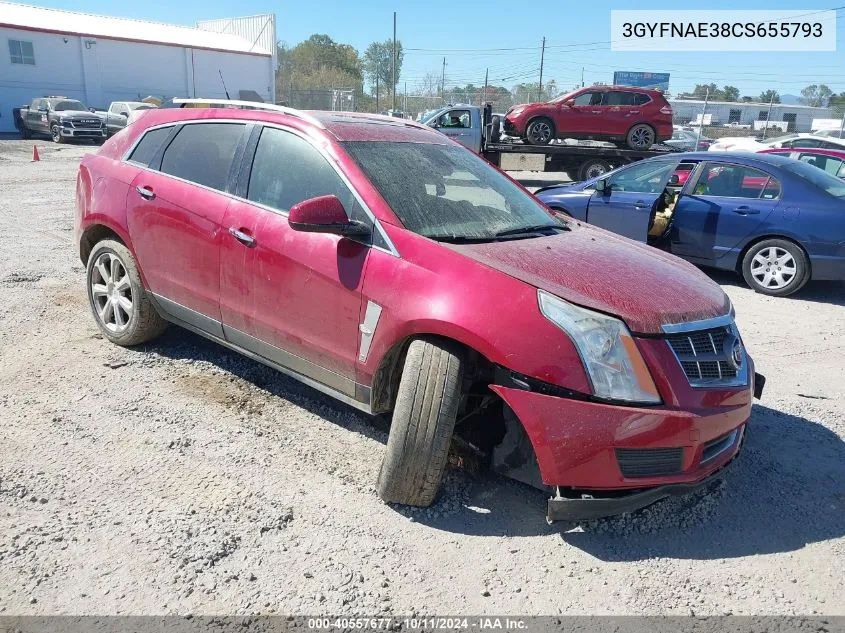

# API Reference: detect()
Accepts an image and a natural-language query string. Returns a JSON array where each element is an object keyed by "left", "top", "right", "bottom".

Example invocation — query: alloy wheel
[
  {"left": 750, "top": 247, "right": 797, "bottom": 290},
  {"left": 90, "top": 252, "right": 133, "bottom": 333},
  {"left": 629, "top": 125, "right": 655, "bottom": 149},
  {"left": 528, "top": 120, "right": 552, "bottom": 144}
]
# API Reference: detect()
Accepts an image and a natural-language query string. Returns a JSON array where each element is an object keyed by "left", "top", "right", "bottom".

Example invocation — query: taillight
[{"left": 659, "top": 106, "right": 672, "bottom": 115}]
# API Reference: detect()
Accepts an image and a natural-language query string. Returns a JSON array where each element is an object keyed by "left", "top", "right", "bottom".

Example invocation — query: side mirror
[
  {"left": 563, "top": 99, "right": 575, "bottom": 107},
  {"left": 668, "top": 174, "right": 680, "bottom": 186},
  {"left": 120, "top": 111, "right": 130, "bottom": 118},
  {"left": 594, "top": 179, "right": 608, "bottom": 193},
  {"left": 288, "top": 195, "right": 371, "bottom": 237},
  {"left": 89, "top": 107, "right": 96, "bottom": 113}
]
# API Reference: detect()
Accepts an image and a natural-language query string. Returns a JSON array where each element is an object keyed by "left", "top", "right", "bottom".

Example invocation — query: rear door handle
[
  {"left": 135, "top": 186, "right": 155, "bottom": 201},
  {"left": 634, "top": 200, "right": 650, "bottom": 210},
  {"left": 228, "top": 227, "right": 256, "bottom": 247},
  {"left": 591, "top": 110, "right": 602, "bottom": 114},
  {"left": 732, "top": 206, "right": 760, "bottom": 215}
]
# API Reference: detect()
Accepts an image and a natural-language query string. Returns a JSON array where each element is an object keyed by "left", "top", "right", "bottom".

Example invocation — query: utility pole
[
  {"left": 581, "top": 67, "right": 584, "bottom": 88},
  {"left": 483, "top": 68, "right": 488, "bottom": 106},
  {"left": 839, "top": 110, "right": 845, "bottom": 138},
  {"left": 404, "top": 81, "right": 407, "bottom": 113},
  {"left": 762, "top": 92, "right": 775, "bottom": 140},
  {"left": 376, "top": 74, "right": 379, "bottom": 112},
  {"left": 697, "top": 87, "right": 710, "bottom": 146},
  {"left": 537, "top": 37, "right": 545, "bottom": 102},
  {"left": 391, "top": 12, "right": 397, "bottom": 113},
  {"left": 441, "top": 57, "right": 446, "bottom": 102}
]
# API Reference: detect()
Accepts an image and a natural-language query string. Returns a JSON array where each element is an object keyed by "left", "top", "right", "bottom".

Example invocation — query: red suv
[
  {"left": 504, "top": 86, "right": 673, "bottom": 149},
  {"left": 75, "top": 100, "right": 761, "bottom": 522}
]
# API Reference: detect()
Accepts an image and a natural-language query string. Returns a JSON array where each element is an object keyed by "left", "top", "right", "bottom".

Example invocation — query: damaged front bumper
[{"left": 546, "top": 436, "right": 742, "bottom": 523}]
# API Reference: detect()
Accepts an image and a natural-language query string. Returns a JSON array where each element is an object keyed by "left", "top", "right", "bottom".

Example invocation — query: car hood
[
  {"left": 445, "top": 224, "right": 729, "bottom": 334},
  {"left": 57, "top": 110, "right": 104, "bottom": 120}
]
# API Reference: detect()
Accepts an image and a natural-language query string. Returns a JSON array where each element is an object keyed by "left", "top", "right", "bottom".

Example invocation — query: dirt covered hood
[{"left": 447, "top": 223, "right": 730, "bottom": 334}]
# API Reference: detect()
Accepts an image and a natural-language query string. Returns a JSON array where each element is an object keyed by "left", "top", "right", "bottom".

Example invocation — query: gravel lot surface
[{"left": 0, "top": 139, "right": 843, "bottom": 616}]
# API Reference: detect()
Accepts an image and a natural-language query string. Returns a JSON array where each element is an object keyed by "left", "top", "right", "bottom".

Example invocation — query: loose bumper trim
[{"left": 547, "top": 452, "right": 737, "bottom": 523}]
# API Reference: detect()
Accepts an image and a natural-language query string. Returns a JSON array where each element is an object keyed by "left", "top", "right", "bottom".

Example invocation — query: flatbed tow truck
[{"left": 424, "top": 103, "right": 680, "bottom": 181}]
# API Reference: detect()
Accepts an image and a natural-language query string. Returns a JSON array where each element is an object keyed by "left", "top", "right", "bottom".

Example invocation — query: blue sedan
[{"left": 535, "top": 152, "right": 845, "bottom": 296}]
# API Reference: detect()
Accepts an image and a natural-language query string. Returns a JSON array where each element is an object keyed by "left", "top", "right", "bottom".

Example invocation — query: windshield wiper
[
  {"left": 423, "top": 234, "right": 499, "bottom": 243},
  {"left": 494, "top": 223, "right": 568, "bottom": 238}
]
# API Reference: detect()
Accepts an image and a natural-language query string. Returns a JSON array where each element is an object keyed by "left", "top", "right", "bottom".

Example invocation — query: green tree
[
  {"left": 692, "top": 83, "right": 719, "bottom": 99},
  {"left": 363, "top": 39, "right": 404, "bottom": 95},
  {"left": 759, "top": 90, "right": 781, "bottom": 104},
  {"left": 800, "top": 84, "right": 833, "bottom": 107},
  {"left": 722, "top": 86, "right": 740, "bottom": 102}
]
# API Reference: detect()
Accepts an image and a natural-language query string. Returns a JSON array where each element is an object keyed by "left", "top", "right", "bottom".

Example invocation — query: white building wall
[
  {"left": 1, "top": 25, "right": 273, "bottom": 133},
  {"left": 669, "top": 99, "right": 833, "bottom": 132}
]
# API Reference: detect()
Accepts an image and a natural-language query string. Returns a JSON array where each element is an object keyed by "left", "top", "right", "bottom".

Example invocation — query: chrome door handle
[
  {"left": 591, "top": 110, "right": 602, "bottom": 114},
  {"left": 228, "top": 227, "right": 256, "bottom": 247},
  {"left": 135, "top": 186, "right": 155, "bottom": 200},
  {"left": 732, "top": 206, "right": 760, "bottom": 215}
]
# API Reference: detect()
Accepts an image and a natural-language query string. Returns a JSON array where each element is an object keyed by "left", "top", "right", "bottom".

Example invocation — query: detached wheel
[
  {"left": 489, "top": 115, "right": 501, "bottom": 143},
  {"left": 626, "top": 123, "right": 656, "bottom": 149},
  {"left": 741, "top": 239, "right": 810, "bottom": 297},
  {"left": 524, "top": 117, "right": 555, "bottom": 145},
  {"left": 50, "top": 124, "right": 65, "bottom": 144},
  {"left": 377, "top": 339, "right": 464, "bottom": 507},
  {"left": 578, "top": 158, "right": 612, "bottom": 181},
  {"left": 86, "top": 239, "right": 167, "bottom": 346}
]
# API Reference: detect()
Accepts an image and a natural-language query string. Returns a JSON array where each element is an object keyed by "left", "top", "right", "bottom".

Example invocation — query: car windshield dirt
[
  {"left": 782, "top": 160, "right": 845, "bottom": 200},
  {"left": 53, "top": 100, "right": 87, "bottom": 111},
  {"left": 342, "top": 141, "right": 560, "bottom": 240}
]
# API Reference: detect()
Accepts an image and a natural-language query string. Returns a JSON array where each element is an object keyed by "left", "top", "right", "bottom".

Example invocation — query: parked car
[
  {"left": 14, "top": 96, "right": 106, "bottom": 143},
  {"left": 503, "top": 86, "right": 673, "bottom": 149},
  {"left": 104, "top": 101, "right": 158, "bottom": 136},
  {"left": 760, "top": 147, "right": 845, "bottom": 180},
  {"left": 817, "top": 129, "right": 845, "bottom": 140},
  {"left": 666, "top": 128, "right": 714, "bottom": 151},
  {"left": 709, "top": 133, "right": 845, "bottom": 152},
  {"left": 535, "top": 152, "right": 845, "bottom": 297},
  {"left": 74, "top": 101, "right": 762, "bottom": 522}
]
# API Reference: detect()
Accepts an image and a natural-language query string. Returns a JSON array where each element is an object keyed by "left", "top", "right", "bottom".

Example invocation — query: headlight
[{"left": 538, "top": 290, "right": 661, "bottom": 404}]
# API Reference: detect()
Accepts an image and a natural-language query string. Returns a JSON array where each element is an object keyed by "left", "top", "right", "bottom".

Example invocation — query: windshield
[
  {"left": 53, "top": 100, "right": 87, "bottom": 111},
  {"left": 341, "top": 141, "right": 557, "bottom": 239},
  {"left": 764, "top": 134, "right": 798, "bottom": 146},
  {"left": 782, "top": 160, "right": 845, "bottom": 200},
  {"left": 551, "top": 89, "right": 579, "bottom": 104}
]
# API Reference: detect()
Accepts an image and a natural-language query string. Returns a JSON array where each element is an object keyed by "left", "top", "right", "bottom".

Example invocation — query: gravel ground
[{"left": 0, "top": 139, "right": 843, "bottom": 616}]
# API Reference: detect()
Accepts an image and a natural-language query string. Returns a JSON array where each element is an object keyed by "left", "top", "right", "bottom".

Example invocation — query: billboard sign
[{"left": 613, "top": 71, "right": 670, "bottom": 91}]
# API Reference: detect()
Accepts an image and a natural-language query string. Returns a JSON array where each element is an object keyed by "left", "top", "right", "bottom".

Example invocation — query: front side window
[
  {"left": 109, "top": 103, "right": 124, "bottom": 114},
  {"left": 572, "top": 91, "right": 603, "bottom": 106},
  {"left": 341, "top": 141, "right": 559, "bottom": 239},
  {"left": 247, "top": 127, "right": 359, "bottom": 216},
  {"left": 160, "top": 123, "right": 245, "bottom": 191},
  {"left": 9, "top": 39, "right": 35, "bottom": 65},
  {"left": 605, "top": 160, "right": 678, "bottom": 194},
  {"left": 694, "top": 163, "right": 780, "bottom": 199},
  {"left": 437, "top": 110, "right": 471, "bottom": 129},
  {"left": 127, "top": 127, "right": 173, "bottom": 167},
  {"left": 797, "top": 153, "right": 845, "bottom": 177}
]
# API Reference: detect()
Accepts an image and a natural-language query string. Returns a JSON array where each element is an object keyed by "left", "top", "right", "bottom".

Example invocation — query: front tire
[
  {"left": 524, "top": 117, "right": 555, "bottom": 145},
  {"left": 626, "top": 123, "right": 655, "bottom": 150},
  {"left": 741, "top": 239, "right": 810, "bottom": 297},
  {"left": 50, "top": 124, "right": 65, "bottom": 144},
  {"left": 86, "top": 239, "right": 167, "bottom": 346},
  {"left": 377, "top": 339, "right": 464, "bottom": 507}
]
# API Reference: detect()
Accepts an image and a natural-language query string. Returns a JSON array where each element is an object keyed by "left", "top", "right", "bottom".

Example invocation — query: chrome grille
[
  {"left": 665, "top": 321, "right": 747, "bottom": 387},
  {"left": 616, "top": 447, "right": 684, "bottom": 478}
]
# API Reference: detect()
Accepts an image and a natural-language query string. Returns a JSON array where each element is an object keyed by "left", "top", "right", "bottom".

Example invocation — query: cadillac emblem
[{"left": 723, "top": 334, "right": 743, "bottom": 371}]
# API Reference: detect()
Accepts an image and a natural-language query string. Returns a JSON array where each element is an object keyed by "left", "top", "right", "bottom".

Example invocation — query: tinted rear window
[
  {"left": 160, "top": 123, "right": 245, "bottom": 191},
  {"left": 128, "top": 127, "right": 172, "bottom": 167}
]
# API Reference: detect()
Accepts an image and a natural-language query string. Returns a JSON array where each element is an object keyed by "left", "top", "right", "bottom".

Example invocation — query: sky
[{"left": 21, "top": 0, "right": 845, "bottom": 98}]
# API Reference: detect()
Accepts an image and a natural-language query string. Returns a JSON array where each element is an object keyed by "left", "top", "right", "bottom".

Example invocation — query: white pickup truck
[{"left": 103, "top": 101, "right": 158, "bottom": 137}]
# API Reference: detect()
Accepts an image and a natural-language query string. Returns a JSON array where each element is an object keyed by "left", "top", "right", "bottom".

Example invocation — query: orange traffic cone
[{"left": 31, "top": 145, "right": 40, "bottom": 162}]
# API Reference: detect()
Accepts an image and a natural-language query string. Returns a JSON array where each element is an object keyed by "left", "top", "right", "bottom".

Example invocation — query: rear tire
[
  {"left": 626, "top": 123, "right": 656, "bottom": 150},
  {"left": 86, "top": 239, "right": 167, "bottom": 346},
  {"left": 741, "top": 239, "right": 810, "bottom": 297},
  {"left": 524, "top": 117, "right": 555, "bottom": 145},
  {"left": 578, "top": 159, "right": 613, "bottom": 181},
  {"left": 377, "top": 339, "right": 464, "bottom": 507}
]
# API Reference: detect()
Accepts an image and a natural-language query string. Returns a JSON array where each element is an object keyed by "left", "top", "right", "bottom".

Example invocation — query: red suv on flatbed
[
  {"left": 75, "top": 100, "right": 762, "bottom": 522},
  {"left": 504, "top": 85, "right": 673, "bottom": 150}
]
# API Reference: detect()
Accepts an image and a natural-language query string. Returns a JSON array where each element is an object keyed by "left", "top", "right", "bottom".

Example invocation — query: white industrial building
[
  {"left": 669, "top": 98, "right": 833, "bottom": 133},
  {"left": 0, "top": 2, "right": 276, "bottom": 133}
]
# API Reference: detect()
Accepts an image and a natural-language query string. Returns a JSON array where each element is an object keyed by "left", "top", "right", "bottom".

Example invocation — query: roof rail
[{"left": 172, "top": 98, "right": 325, "bottom": 129}]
